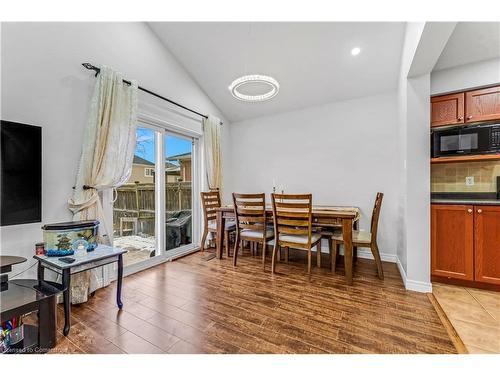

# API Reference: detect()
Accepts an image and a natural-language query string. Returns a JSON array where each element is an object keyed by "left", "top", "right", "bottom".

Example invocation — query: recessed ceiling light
[
  {"left": 228, "top": 74, "right": 280, "bottom": 102},
  {"left": 351, "top": 47, "right": 361, "bottom": 56}
]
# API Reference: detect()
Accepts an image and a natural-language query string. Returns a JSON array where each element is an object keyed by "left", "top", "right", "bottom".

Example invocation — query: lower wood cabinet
[
  {"left": 431, "top": 204, "right": 474, "bottom": 280},
  {"left": 474, "top": 205, "right": 500, "bottom": 285},
  {"left": 431, "top": 204, "right": 500, "bottom": 286}
]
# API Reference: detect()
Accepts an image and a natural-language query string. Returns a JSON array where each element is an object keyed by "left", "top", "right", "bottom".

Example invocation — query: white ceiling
[
  {"left": 433, "top": 22, "right": 500, "bottom": 71},
  {"left": 150, "top": 22, "right": 405, "bottom": 122}
]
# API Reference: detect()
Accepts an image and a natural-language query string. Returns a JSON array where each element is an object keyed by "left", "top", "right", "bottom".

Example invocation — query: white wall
[
  {"left": 0, "top": 22, "right": 229, "bottom": 278},
  {"left": 396, "top": 22, "right": 456, "bottom": 292},
  {"left": 431, "top": 57, "right": 500, "bottom": 95},
  {"left": 227, "top": 92, "right": 400, "bottom": 261},
  {"left": 396, "top": 22, "right": 426, "bottom": 275},
  {"left": 404, "top": 74, "right": 431, "bottom": 291}
]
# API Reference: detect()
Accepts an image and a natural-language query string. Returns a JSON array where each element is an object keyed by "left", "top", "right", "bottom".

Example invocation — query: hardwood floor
[{"left": 49, "top": 249, "right": 457, "bottom": 354}]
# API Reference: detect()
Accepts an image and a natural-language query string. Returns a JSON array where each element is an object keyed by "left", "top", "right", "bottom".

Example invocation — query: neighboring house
[
  {"left": 129, "top": 155, "right": 155, "bottom": 184},
  {"left": 129, "top": 155, "right": 183, "bottom": 184},
  {"left": 166, "top": 152, "right": 192, "bottom": 182},
  {"left": 165, "top": 161, "right": 181, "bottom": 182}
]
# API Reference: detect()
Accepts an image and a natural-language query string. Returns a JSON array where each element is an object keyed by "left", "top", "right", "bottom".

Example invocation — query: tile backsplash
[{"left": 431, "top": 161, "right": 500, "bottom": 192}]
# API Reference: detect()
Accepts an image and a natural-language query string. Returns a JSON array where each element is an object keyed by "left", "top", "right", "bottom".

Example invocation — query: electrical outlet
[{"left": 466, "top": 176, "right": 475, "bottom": 186}]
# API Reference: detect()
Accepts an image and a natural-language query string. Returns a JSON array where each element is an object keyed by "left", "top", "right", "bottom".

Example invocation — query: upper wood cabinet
[
  {"left": 431, "top": 85, "right": 500, "bottom": 128},
  {"left": 474, "top": 205, "right": 500, "bottom": 285},
  {"left": 431, "top": 93, "right": 465, "bottom": 127},
  {"left": 431, "top": 204, "right": 474, "bottom": 280},
  {"left": 465, "top": 86, "right": 500, "bottom": 123}
]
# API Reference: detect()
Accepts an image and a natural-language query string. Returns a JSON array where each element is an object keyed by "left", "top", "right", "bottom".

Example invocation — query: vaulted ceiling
[
  {"left": 434, "top": 22, "right": 500, "bottom": 71},
  {"left": 150, "top": 22, "right": 406, "bottom": 122}
]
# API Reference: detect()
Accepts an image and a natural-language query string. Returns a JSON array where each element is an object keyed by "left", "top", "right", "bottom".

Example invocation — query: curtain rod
[{"left": 82, "top": 63, "right": 223, "bottom": 126}]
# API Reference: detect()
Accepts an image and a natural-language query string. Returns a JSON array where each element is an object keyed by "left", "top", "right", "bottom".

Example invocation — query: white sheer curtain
[
  {"left": 67, "top": 66, "right": 138, "bottom": 303},
  {"left": 202, "top": 115, "right": 222, "bottom": 192}
]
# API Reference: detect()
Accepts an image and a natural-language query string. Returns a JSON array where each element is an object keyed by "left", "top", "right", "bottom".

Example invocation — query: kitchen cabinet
[
  {"left": 431, "top": 84, "right": 500, "bottom": 128},
  {"left": 431, "top": 93, "right": 465, "bottom": 127},
  {"left": 474, "top": 205, "right": 500, "bottom": 285},
  {"left": 431, "top": 203, "right": 500, "bottom": 286},
  {"left": 465, "top": 86, "right": 500, "bottom": 123},
  {"left": 431, "top": 204, "right": 474, "bottom": 280}
]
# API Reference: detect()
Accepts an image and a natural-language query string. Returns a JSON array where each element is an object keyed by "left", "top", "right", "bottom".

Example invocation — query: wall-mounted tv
[{"left": 1, "top": 120, "right": 42, "bottom": 226}]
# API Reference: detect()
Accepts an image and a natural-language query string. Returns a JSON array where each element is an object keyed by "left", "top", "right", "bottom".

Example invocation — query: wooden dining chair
[
  {"left": 331, "top": 192, "right": 384, "bottom": 280},
  {"left": 270, "top": 193, "right": 322, "bottom": 274},
  {"left": 200, "top": 190, "right": 236, "bottom": 256},
  {"left": 232, "top": 193, "right": 274, "bottom": 267}
]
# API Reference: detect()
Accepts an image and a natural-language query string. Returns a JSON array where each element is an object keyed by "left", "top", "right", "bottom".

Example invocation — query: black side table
[
  {"left": 34, "top": 245, "right": 127, "bottom": 336},
  {"left": 1, "top": 256, "right": 27, "bottom": 287},
  {"left": 1, "top": 279, "right": 63, "bottom": 353}
]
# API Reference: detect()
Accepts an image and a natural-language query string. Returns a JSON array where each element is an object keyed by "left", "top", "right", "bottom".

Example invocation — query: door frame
[{"left": 104, "top": 112, "right": 202, "bottom": 277}]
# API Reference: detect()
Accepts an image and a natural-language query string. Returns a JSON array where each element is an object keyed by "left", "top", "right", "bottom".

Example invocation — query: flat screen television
[{"left": 1, "top": 120, "right": 42, "bottom": 226}]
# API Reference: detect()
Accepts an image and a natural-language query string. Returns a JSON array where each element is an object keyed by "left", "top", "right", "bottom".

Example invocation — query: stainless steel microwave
[{"left": 431, "top": 123, "right": 500, "bottom": 158}]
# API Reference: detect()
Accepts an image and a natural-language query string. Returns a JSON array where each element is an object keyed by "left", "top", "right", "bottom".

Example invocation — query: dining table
[{"left": 214, "top": 205, "right": 361, "bottom": 285}]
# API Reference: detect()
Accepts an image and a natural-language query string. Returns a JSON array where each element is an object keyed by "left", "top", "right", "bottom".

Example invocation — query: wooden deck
[{"left": 50, "top": 249, "right": 457, "bottom": 354}]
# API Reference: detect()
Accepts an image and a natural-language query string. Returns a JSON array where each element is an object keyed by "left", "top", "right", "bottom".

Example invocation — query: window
[{"left": 144, "top": 167, "right": 155, "bottom": 177}]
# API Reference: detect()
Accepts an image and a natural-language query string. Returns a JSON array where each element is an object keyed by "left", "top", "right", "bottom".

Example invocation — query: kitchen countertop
[{"left": 431, "top": 198, "right": 500, "bottom": 205}]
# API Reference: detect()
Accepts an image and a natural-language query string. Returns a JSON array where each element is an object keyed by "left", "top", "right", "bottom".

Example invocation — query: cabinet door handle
[
  {"left": 477, "top": 209, "right": 482, "bottom": 213},
  {"left": 458, "top": 116, "right": 463, "bottom": 121},
  {"left": 467, "top": 115, "right": 473, "bottom": 120},
  {"left": 467, "top": 208, "right": 473, "bottom": 213}
]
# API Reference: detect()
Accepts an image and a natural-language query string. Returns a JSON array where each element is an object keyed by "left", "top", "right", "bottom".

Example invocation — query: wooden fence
[{"left": 113, "top": 182, "right": 191, "bottom": 236}]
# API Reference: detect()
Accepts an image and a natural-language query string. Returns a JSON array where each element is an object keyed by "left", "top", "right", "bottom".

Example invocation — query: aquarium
[{"left": 41, "top": 220, "right": 99, "bottom": 256}]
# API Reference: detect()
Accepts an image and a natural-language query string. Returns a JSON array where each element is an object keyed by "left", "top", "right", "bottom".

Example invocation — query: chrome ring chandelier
[{"left": 228, "top": 74, "right": 280, "bottom": 102}]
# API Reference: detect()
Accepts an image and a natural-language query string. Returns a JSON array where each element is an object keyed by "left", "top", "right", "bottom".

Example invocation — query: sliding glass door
[
  {"left": 113, "top": 126, "right": 159, "bottom": 268},
  {"left": 164, "top": 134, "right": 193, "bottom": 256},
  {"left": 112, "top": 123, "right": 199, "bottom": 272}
]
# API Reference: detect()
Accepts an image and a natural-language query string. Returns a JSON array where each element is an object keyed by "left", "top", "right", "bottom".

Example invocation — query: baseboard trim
[
  {"left": 396, "top": 256, "right": 433, "bottom": 293},
  {"left": 320, "top": 243, "right": 397, "bottom": 263}
]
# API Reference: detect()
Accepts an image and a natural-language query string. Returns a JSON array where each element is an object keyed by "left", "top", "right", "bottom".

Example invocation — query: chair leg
[
  {"left": 261, "top": 241, "right": 266, "bottom": 268},
  {"left": 328, "top": 238, "right": 333, "bottom": 272},
  {"left": 233, "top": 232, "right": 240, "bottom": 266},
  {"left": 271, "top": 244, "right": 279, "bottom": 273},
  {"left": 332, "top": 240, "right": 338, "bottom": 273},
  {"left": 307, "top": 249, "right": 312, "bottom": 274},
  {"left": 201, "top": 229, "right": 208, "bottom": 252},
  {"left": 284, "top": 246, "right": 289, "bottom": 263},
  {"left": 224, "top": 230, "right": 230, "bottom": 258},
  {"left": 316, "top": 241, "right": 322, "bottom": 268},
  {"left": 371, "top": 242, "right": 384, "bottom": 280}
]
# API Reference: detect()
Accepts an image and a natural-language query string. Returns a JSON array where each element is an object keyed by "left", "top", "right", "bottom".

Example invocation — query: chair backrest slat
[
  {"left": 272, "top": 193, "right": 313, "bottom": 247},
  {"left": 233, "top": 193, "right": 267, "bottom": 237},
  {"left": 236, "top": 207, "right": 265, "bottom": 215},
  {"left": 370, "top": 192, "right": 384, "bottom": 241},
  {"left": 201, "top": 190, "right": 221, "bottom": 227},
  {"left": 274, "top": 201, "right": 311, "bottom": 209},
  {"left": 278, "top": 226, "right": 309, "bottom": 235},
  {"left": 239, "top": 223, "right": 265, "bottom": 230}
]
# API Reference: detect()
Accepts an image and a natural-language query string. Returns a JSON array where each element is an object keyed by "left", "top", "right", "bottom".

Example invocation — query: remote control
[{"left": 58, "top": 257, "right": 76, "bottom": 264}]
